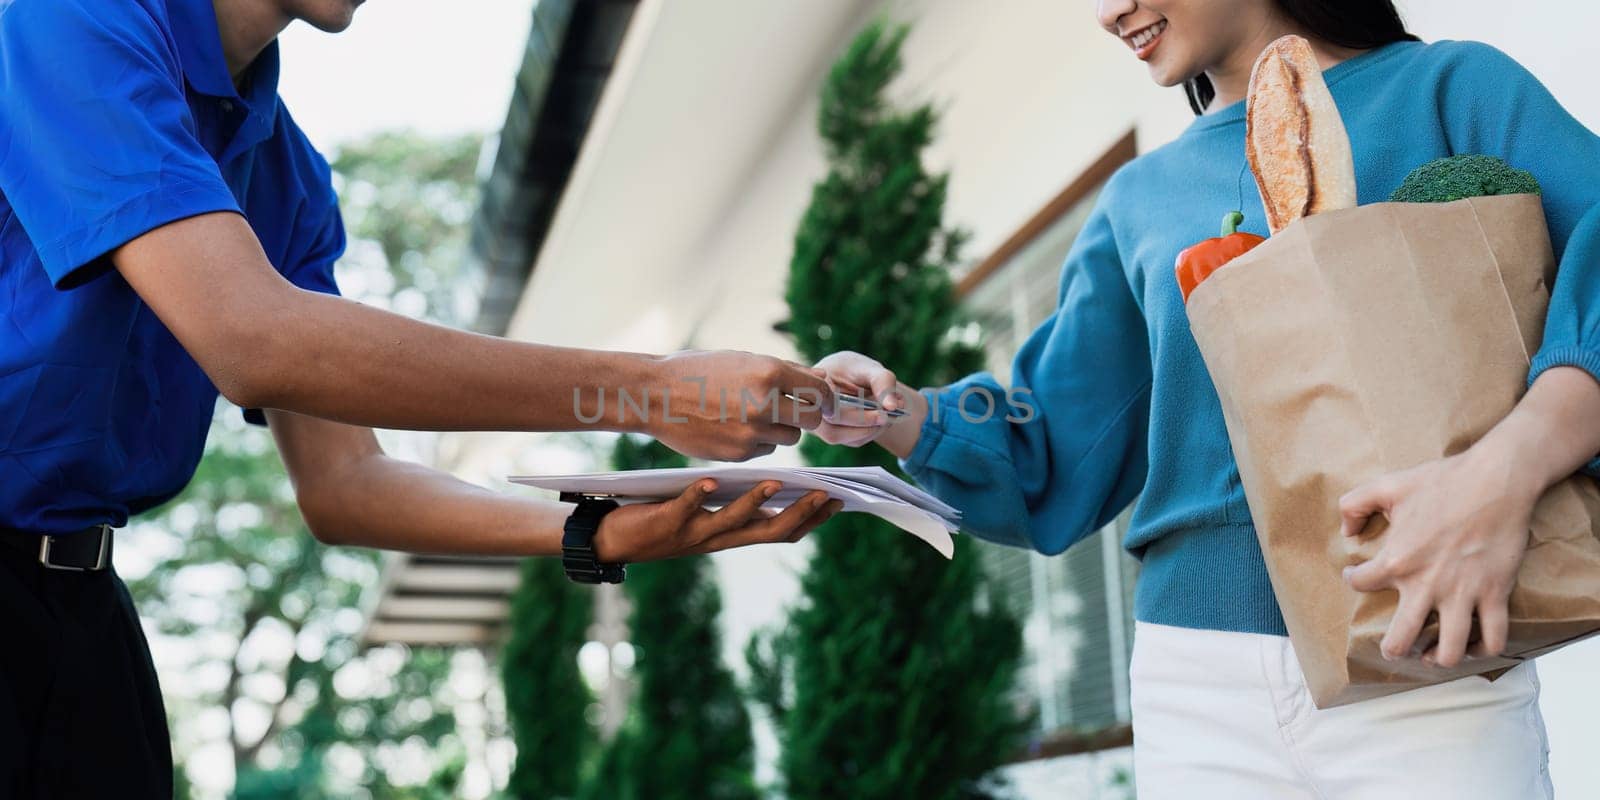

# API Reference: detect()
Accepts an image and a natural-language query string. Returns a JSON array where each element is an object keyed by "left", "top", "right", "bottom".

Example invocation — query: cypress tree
[
  {"left": 579, "top": 435, "right": 758, "bottom": 800},
  {"left": 753, "top": 20, "right": 1028, "bottom": 799},
  {"left": 503, "top": 556, "right": 594, "bottom": 799}
]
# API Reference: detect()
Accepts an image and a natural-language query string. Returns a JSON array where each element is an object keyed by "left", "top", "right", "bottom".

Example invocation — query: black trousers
[{"left": 0, "top": 538, "right": 173, "bottom": 799}]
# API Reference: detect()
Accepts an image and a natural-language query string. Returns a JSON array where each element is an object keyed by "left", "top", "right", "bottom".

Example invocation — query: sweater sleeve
[
  {"left": 901, "top": 188, "right": 1151, "bottom": 554},
  {"left": 1436, "top": 41, "right": 1600, "bottom": 475}
]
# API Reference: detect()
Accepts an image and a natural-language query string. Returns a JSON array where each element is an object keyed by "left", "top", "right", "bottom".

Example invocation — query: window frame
[{"left": 957, "top": 129, "right": 1141, "bottom": 763}]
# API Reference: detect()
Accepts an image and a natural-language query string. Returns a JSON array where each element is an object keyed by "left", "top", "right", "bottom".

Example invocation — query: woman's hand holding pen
[{"left": 810, "top": 351, "right": 927, "bottom": 457}]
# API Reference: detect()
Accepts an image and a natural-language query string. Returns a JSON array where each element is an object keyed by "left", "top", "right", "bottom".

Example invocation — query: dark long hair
[{"left": 1183, "top": 0, "right": 1418, "bottom": 114}]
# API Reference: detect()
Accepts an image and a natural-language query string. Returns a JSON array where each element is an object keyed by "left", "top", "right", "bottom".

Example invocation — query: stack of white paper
[{"left": 510, "top": 466, "right": 961, "bottom": 558}]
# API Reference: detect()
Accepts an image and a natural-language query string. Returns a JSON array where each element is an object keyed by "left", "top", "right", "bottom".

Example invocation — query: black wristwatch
[{"left": 559, "top": 493, "right": 626, "bottom": 584}]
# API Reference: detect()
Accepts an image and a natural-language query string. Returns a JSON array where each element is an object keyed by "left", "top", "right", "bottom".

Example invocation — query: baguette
[{"left": 1245, "top": 35, "right": 1358, "bottom": 234}]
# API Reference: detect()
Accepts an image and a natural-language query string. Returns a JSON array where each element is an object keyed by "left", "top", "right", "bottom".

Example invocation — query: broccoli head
[{"left": 1388, "top": 154, "right": 1541, "bottom": 203}]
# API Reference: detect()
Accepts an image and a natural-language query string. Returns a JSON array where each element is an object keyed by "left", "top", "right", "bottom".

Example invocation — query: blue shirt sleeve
[
  {"left": 240, "top": 193, "right": 344, "bottom": 426},
  {"left": 272, "top": 130, "right": 347, "bottom": 298},
  {"left": 242, "top": 130, "right": 345, "bottom": 426},
  {"left": 0, "top": 0, "right": 242, "bottom": 288},
  {"left": 902, "top": 189, "right": 1152, "bottom": 554},
  {"left": 280, "top": 200, "right": 345, "bottom": 297},
  {"left": 1436, "top": 42, "right": 1600, "bottom": 475}
]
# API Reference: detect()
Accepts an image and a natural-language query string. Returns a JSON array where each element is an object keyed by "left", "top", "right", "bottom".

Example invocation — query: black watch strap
[{"left": 560, "top": 493, "right": 625, "bottom": 584}]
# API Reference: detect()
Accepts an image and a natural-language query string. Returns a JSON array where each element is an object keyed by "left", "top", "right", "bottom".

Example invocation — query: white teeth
[{"left": 1130, "top": 20, "right": 1166, "bottom": 49}]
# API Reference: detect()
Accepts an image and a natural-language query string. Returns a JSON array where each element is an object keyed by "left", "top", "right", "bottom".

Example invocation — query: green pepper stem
[{"left": 1221, "top": 211, "right": 1244, "bottom": 237}]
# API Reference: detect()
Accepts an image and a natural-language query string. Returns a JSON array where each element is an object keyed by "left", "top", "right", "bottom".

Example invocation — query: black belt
[{"left": 0, "top": 523, "right": 114, "bottom": 571}]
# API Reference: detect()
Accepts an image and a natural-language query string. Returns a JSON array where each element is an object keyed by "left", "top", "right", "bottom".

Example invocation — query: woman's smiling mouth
[{"left": 1123, "top": 19, "right": 1169, "bottom": 61}]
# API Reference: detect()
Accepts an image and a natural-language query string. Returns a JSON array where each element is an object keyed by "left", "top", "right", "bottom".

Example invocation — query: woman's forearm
[{"left": 1472, "top": 365, "right": 1600, "bottom": 495}]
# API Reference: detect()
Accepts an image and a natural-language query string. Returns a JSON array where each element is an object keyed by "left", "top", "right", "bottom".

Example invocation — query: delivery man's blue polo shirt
[{"left": 0, "top": 0, "right": 345, "bottom": 533}]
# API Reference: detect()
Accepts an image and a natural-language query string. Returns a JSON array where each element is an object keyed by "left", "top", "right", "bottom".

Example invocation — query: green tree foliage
[
  {"left": 128, "top": 409, "right": 461, "bottom": 799},
  {"left": 608, "top": 432, "right": 690, "bottom": 474},
  {"left": 577, "top": 436, "right": 758, "bottom": 800},
  {"left": 503, "top": 556, "right": 595, "bottom": 800},
  {"left": 126, "top": 131, "right": 485, "bottom": 798},
  {"left": 329, "top": 131, "right": 485, "bottom": 324},
  {"left": 752, "top": 20, "right": 1028, "bottom": 799}
]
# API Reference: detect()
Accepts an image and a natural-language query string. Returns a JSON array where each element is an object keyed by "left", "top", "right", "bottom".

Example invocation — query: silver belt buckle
[{"left": 37, "top": 523, "right": 113, "bottom": 572}]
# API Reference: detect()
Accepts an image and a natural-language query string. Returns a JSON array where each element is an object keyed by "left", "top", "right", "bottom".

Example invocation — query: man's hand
[
  {"left": 592, "top": 480, "right": 841, "bottom": 562},
  {"left": 645, "top": 351, "right": 833, "bottom": 461},
  {"left": 1340, "top": 447, "right": 1539, "bottom": 668}
]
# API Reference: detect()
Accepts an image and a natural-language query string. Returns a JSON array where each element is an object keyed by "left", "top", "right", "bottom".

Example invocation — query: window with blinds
[{"left": 961, "top": 162, "right": 1141, "bottom": 741}]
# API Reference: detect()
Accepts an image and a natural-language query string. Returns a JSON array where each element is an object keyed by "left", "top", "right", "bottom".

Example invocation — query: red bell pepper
[{"left": 1175, "top": 211, "right": 1265, "bottom": 302}]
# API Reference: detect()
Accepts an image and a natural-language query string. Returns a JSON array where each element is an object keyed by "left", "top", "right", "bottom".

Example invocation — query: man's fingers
[
  {"left": 763, "top": 396, "right": 825, "bottom": 432},
  {"left": 1428, "top": 598, "right": 1475, "bottom": 668},
  {"left": 667, "top": 480, "right": 717, "bottom": 523},
  {"left": 755, "top": 419, "right": 806, "bottom": 448},
  {"left": 722, "top": 440, "right": 779, "bottom": 461},
  {"left": 725, "top": 390, "right": 819, "bottom": 431},
  {"left": 1338, "top": 478, "right": 1396, "bottom": 539},
  {"left": 1380, "top": 592, "right": 1432, "bottom": 660},
  {"left": 698, "top": 481, "right": 780, "bottom": 536},
  {"left": 749, "top": 490, "right": 831, "bottom": 538},
  {"left": 776, "top": 361, "right": 835, "bottom": 416},
  {"left": 788, "top": 499, "right": 843, "bottom": 542},
  {"left": 700, "top": 490, "right": 831, "bottom": 553}
]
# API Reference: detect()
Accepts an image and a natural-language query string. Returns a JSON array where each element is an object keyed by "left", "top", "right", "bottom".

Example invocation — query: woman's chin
[{"left": 1145, "top": 61, "right": 1189, "bottom": 88}]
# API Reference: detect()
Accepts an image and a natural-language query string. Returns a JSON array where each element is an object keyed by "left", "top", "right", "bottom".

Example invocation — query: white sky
[{"left": 276, "top": 0, "right": 539, "bottom": 153}]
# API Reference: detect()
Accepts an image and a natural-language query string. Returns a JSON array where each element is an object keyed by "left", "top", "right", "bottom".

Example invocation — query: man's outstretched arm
[
  {"left": 267, "top": 409, "right": 841, "bottom": 559},
  {"left": 113, "top": 212, "right": 832, "bottom": 462}
]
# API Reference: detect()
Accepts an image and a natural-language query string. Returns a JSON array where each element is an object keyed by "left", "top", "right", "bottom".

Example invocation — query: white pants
[{"left": 1130, "top": 621, "right": 1554, "bottom": 799}]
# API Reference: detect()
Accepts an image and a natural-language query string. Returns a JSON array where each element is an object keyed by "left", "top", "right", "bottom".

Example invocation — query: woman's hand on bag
[{"left": 1338, "top": 446, "right": 1543, "bottom": 668}]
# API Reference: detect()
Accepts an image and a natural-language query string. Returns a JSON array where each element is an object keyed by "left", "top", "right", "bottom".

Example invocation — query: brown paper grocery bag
[{"left": 1186, "top": 193, "right": 1600, "bottom": 708}]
